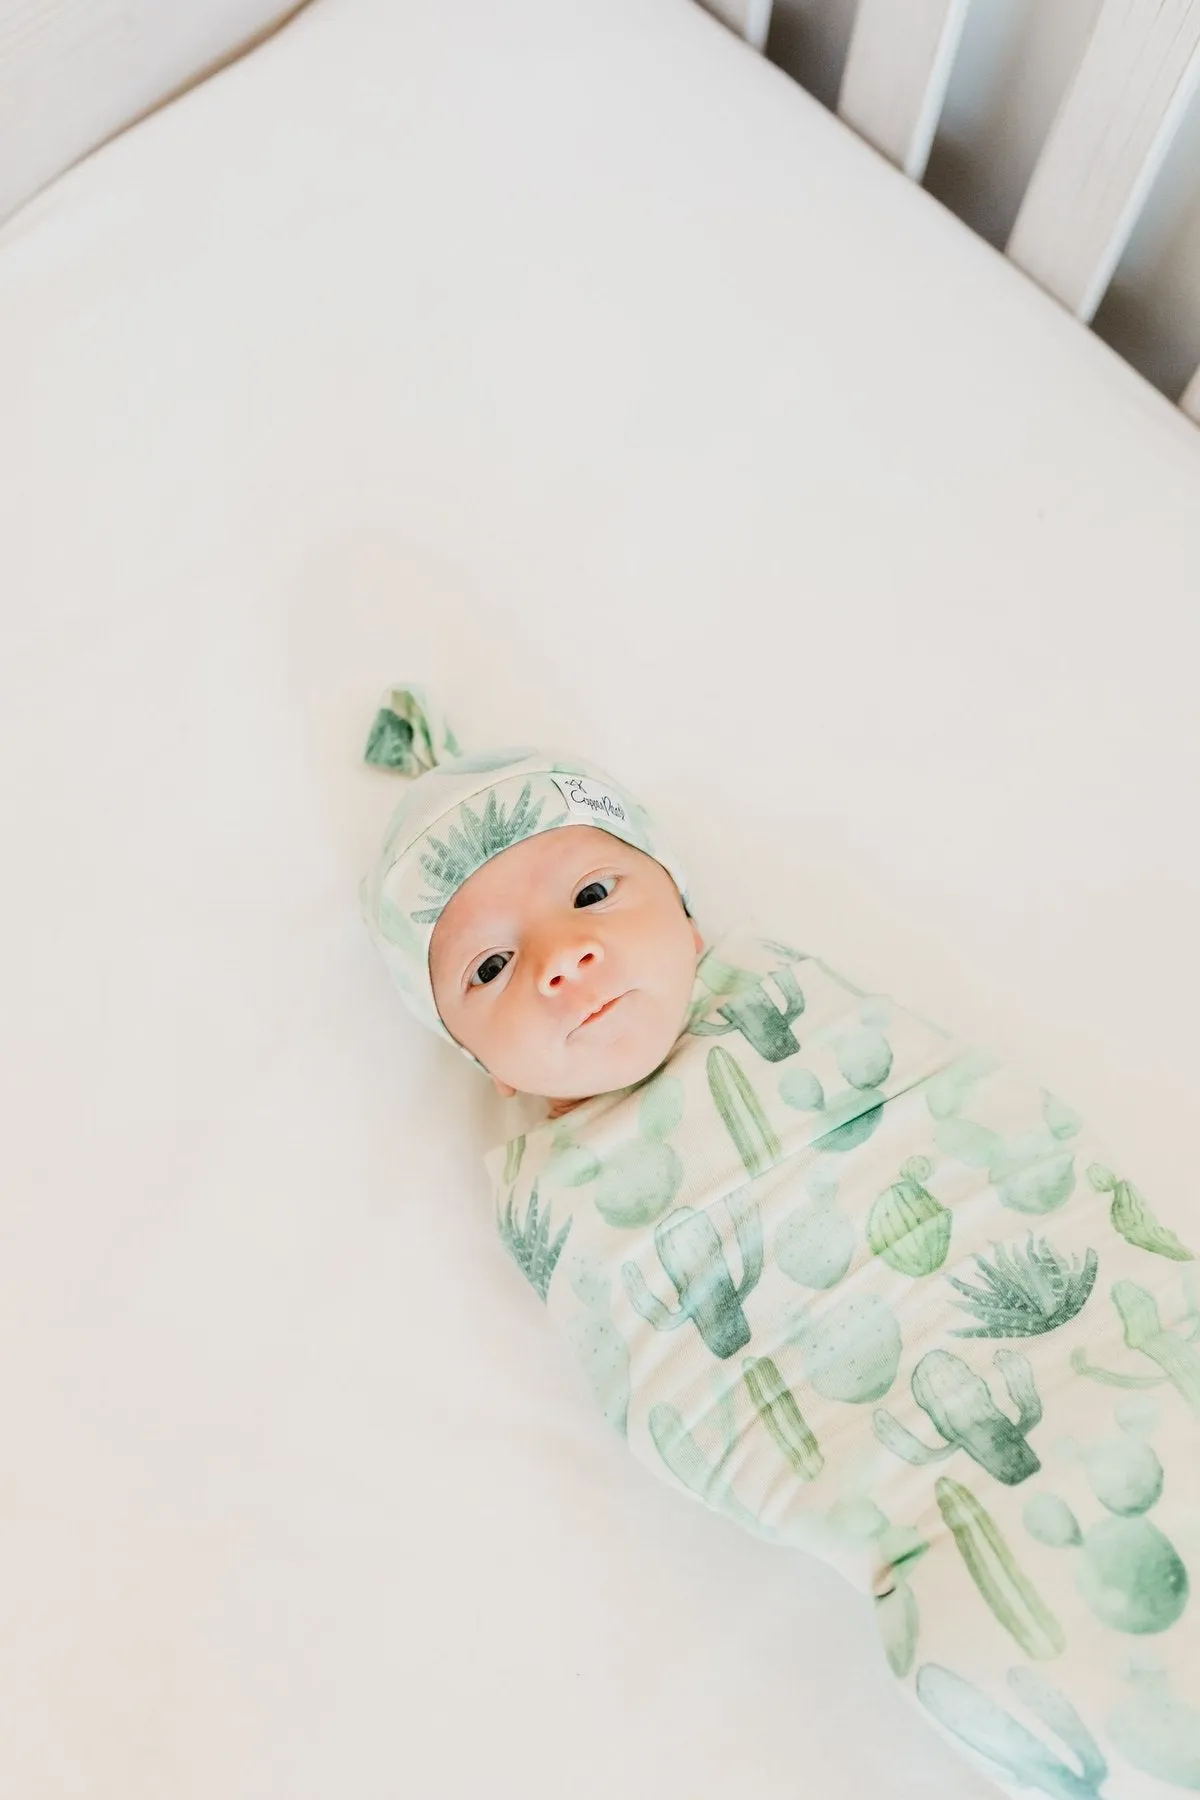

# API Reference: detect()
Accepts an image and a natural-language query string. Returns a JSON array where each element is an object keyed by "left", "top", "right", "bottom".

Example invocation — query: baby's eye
[
  {"left": 575, "top": 877, "right": 615, "bottom": 908},
  {"left": 469, "top": 951, "right": 512, "bottom": 987}
]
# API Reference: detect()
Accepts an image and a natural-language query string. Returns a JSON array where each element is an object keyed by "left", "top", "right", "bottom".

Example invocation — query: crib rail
[
  {"left": 1006, "top": 0, "right": 1200, "bottom": 325},
  {"left": 695, "top": 0, "right": 772, "bottom": 53},
  {"left": 826, "top": 0, "right": 1200, "bottom": 420},
  {"left": 839, "top": 0, "right": 970, "bottom": 182}
]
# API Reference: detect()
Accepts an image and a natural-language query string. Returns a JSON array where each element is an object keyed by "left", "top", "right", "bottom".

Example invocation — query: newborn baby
[{"left": 362, "top": 686, "right": 1199, "bottom": 1800}]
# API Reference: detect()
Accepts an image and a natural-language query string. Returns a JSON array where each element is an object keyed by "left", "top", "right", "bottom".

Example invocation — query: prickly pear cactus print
[
  {"left": 544, "top": 1074, "right": 686, "bottom": 1229},
  {"left": 1024, "top": 1409, "right": 1189, "bottom": 1635},
  {"left": 1108, "top": 1662, "right": 1200, "bottom": 1788},
  {"left": 791, "top": 1291, "right": 902, "bottom": 1404},
  {"left": 774, "top": 1165, "right": 855, "bottom": 1289},
  {"left": 480, "top": 924, "right": 1199, "bottom": 1800}
]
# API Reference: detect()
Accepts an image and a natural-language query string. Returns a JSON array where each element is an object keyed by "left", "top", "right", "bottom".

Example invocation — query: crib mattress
[{"left": 1, "top": 0, "right": 1198, "bottom": 1795}]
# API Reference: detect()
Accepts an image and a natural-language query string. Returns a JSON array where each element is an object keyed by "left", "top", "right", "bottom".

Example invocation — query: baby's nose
[{"left": 537, "top": 935, "right": 603, "bottom": 996}]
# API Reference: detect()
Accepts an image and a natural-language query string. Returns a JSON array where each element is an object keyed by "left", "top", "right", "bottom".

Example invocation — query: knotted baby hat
[{"left": 360, "top": 685, "right": 690, "bottom": 1063}]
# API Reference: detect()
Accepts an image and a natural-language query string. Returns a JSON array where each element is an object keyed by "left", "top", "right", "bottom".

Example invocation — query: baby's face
[{"left": 428, "top": 825, "right": 703, "bottom": 1102}]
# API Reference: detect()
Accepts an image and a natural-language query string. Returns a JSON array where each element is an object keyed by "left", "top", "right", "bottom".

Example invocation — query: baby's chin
[{"left": 537, "top": 1008, "right": 685, "bottom": 1101}]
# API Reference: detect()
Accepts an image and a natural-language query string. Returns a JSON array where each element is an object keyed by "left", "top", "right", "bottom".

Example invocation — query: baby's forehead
[
  {"left": 486, "top": 820, "right": 628, "bottom": 879},
  {"left": 429, "top": 825, "right": 639, "bottom": 953}
]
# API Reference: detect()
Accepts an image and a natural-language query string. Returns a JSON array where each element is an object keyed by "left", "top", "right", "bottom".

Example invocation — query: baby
[{"left": 362, "top": 686, "right": 1199, "bottom": 1800}]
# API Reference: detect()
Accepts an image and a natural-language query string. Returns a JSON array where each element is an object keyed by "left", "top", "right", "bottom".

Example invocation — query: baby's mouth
[{"left": 571, "top": 991, "right": 628, "bottom": 1035}]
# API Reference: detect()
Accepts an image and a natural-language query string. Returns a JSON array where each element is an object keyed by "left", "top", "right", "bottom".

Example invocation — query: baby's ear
[{"left": 491, "top": 1075, "right": 518, "bottom": 1098}]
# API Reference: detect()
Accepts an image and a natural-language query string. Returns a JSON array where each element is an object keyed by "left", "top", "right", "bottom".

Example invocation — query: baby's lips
[{"left": 571, "top": 991, "right": 628, "bottom": 1034}]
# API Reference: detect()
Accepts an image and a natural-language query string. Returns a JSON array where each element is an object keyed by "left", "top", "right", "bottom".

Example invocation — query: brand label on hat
[{"left": 551, "top": 774, "right": 629, "bottom": 827}]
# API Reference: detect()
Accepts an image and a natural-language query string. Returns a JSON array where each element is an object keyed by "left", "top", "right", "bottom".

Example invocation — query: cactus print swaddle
[{"left": 484, "top": 927, "right": 1200, "bottom": 1800}]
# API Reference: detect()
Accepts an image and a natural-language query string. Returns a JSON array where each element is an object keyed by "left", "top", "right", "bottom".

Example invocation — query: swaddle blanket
[{"left": 484, "top": 925, "right": 1200, "bottom": 1800}]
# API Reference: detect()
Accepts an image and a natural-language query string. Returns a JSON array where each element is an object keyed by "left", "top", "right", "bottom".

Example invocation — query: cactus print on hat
[{"left": 485, "top": 925, "right": 1199, "bottom": 1799}]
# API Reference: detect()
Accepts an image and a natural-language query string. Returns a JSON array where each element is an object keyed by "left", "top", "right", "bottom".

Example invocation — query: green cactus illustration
[
  {"left": 996, "top": 1149, "right": 1078, "bottom": 1216},
  {"left": 778, "top": 1066, "right": 825, "bottom": 1111},
  {"left": 824, "top": 1494, "right": 928, "bottom": 1675},
  {"left": 647, "top": 1401, "right": 771, "bottom": 1538},
  {"left": 791, "top": 1291, "right": 903, "bottom": 1403},
  {"left": 922, "top": 1048, "right": 999, "bottom": 1121},
  {"left": 706, "top": 1045, "right": 782, "bottom": 1178},
  {"left": 923, "top": 1059, "right": 1078, "bottom": 1213},
  {"left": 873, "top": 1347, "right": 1044, "bottom": 1483},
  {"left": 935, "top": 1115, "right": 1006, "bottom": 1168},
  {"left": 936, "top": 1477, "right": 1065, "bottom": 1659},
  {"left": 875, "top": 1581, "right": 921, "bottom": 1679},
  {"left": 759, "top": 936, "right": 808, "bottom": 963},
  {"left": 813, "top": 1088, "right": 886, "bottom": 1153},
  {"left": 566, "top": 1254, "right": 630, "bottom": 1436},
  {"left": 1108, "top": 1664, "right": 1200, "bottom": 1788},
  {"left": 543, "top": 1130, "right": 603, "bottom": 1188},
  {"left": 875, "top": 1546, "right": 928, "bottom": 1677},
  {"left": 1087, "top": 1163, "right": 1194, "bottom": 1262},
  {"left": 621, "top": 1185, "right": 763, "bottom": 1359},
  {"left": 825, "top": 1495, "right": 928, "bottom": 1574},
  {"left": 544, "top": 1077, "right": 685, "bottom": 1229},
  {"left": 774, "top": 1168, "right": 855, "bottom": 1289},
  {"left": 917, "top": 1664, "right": 1105, "bottom": 1798},
  {"left": 836, "top": 1028, "right": 893, "bottom": 1089},
  {"left": 681, "top": 953, "right": 758, "bottom": 1037},
  {"left": 1023, "top": 1413, "right": 1189, "bottom": 1635},
  {"left": 497, "top": 1181, "right": 572, "bottom": 1301},
  {"left": 933, "top": 1120, "right": 1077, "bottom": 1214},
  {"left": 1071, "top": 1278, "right": 1200, "bottom": 1416},
  {"left": 867, "top": 1156, "right": 952, "bottom": 1277},
  {"left": 1042, "top": 1091, "right": 1083, "bottom": 1141},
  {"left": 742, "top": 1355, "right": 823, "bottom": 1480},
  {"left": 691, "top": 964, "right": 806, "bottom": 1062},
  {"left": 411, "top": 782, "right": 565, "bottom": 924},
  {"left": 946, "top": 1235, "right": 1098, "bottom": 1337}
]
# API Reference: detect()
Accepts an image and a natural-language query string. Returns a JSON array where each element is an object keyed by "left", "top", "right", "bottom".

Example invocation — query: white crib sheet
[{"left": 1, "top": 1, "right": 1198, "bottom": 1795}]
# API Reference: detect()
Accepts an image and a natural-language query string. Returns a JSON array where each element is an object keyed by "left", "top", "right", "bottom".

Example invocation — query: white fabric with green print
[
  {"left": 485, "top": 926, "right": 1200, "bottom": 1800},
  {"left": 359, "top": 686, "right": 689, "bottom": 1060}
]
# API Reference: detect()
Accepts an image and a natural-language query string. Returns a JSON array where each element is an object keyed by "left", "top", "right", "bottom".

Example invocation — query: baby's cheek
[{"left": 491, "top": 990, "right": 543, "bottom": 1066}]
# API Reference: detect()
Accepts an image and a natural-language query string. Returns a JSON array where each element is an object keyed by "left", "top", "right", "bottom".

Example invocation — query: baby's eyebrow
[{"left": 453, "top": 924, "right": 511, "bottom": 969}]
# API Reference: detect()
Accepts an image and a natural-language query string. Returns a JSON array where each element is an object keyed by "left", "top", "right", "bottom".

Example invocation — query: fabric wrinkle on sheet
[{"left": 483, "top": 924, "right": 1200, "bottom": 1800}]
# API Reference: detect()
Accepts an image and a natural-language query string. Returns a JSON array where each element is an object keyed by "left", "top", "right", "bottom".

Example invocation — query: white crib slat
[
  {"left": 1006, "top": 0, "right": 1200, "bottom": 324},
  {"left": 838, "top": 0, "right": 971, "bottom": 181},
  {"left": 694, "top": 0, "right": 773, "bottom": 52},
  {"left": 1183, "top": 365, "right": 1200, "bottom": 424}
]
